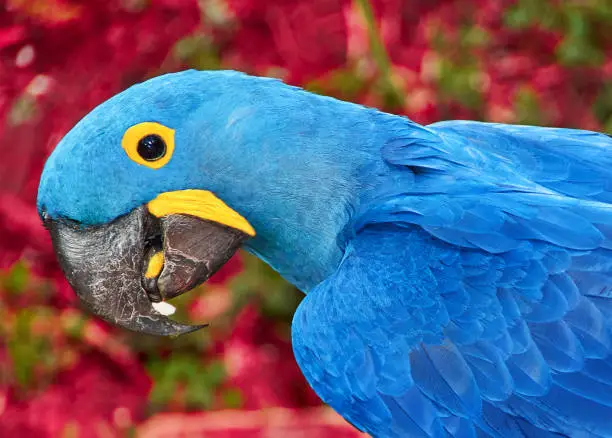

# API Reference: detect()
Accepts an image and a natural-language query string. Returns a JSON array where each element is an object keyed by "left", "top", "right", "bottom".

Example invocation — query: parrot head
[{"left": 37, "top": 70, "right": 383, "bottom": 336}]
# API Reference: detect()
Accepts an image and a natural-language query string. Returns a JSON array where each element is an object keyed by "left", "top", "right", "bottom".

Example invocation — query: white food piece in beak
[{"left": 152, "top": 301, "right": 176, "bottom": 316}]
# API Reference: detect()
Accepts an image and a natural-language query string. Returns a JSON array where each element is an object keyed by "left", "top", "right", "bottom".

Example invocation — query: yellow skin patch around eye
[
  {"left": 148, "top": 190, "right": 256, "bottom": 237},
  {"left": 122, "top": 122, "right": 175, "bottom": 169},
  {"left": 145, "top": 251, "right": 165, "bottom": 279}
]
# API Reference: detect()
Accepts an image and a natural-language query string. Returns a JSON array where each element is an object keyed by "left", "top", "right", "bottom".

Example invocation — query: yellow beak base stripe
[{"left": 147, "top": 190, "right": 256, "bottom": 237}]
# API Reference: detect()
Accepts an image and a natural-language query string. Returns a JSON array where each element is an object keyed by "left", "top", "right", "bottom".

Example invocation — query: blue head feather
[{"left": 37, "top": 69, "right": 422, "bottom": 290}]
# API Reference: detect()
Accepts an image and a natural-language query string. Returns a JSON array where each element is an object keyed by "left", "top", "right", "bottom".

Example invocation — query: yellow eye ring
[{"left": 122, "top": 122, "right": 175, "bottom": 169}]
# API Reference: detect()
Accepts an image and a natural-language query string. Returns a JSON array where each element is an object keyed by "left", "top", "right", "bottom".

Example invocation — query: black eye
[{"left": 137, "top": 134, "right": 166, "bottom": 161}]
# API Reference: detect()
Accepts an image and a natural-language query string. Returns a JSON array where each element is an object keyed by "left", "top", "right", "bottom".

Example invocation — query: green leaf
[
  {"left": 8, "top": 309, "right": 56, "bottom": 389},
  {"left": 204, "top": 360, "right": 226, "bottom": 386},
  {"left": 557, "top": 37, "right": 605, "bottom": 67},
  {"left": 2, "top": 261, "right": 30, "bottom": 294},
  {"left": 230, "top": 252, "right": 302, "bottom": 322},
  {"left": 174, "top": 35, "right": 221, "bottom": 70},
  {"left": 353, "top": 0, "right": 404, "bottom": 108},
  {"left": 592, "top": 82, "right": 612, "bottom": 125},
  {"left": 8, "top": 95, "right": 38, "bottom": 126},
  {"left": 306, "top": 68, "right": 367, "bottom": 101},
  {"left": 146, "top": 354, "right": 227, "bottom": 410},
  {"left": 514, "top": 86, "right": 543, "bottom": 125},
  {"left": 222, "top": 388, "right": 243, "bottom": 409},
  {"left": 504, "top": 1, "right": 560, "bottom": 30}
]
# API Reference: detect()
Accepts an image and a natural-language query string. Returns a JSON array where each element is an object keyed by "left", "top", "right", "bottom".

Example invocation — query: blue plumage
[
  {"left": 293, "top": 118, "right": 612, "bottom": 436},
  {"left": 37, "top": 70, "right": 612, "bottom": 437}
]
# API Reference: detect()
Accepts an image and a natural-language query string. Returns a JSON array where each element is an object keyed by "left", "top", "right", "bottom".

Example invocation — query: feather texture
[{"left": 293, "top": 121, "right": 612, "bottom": 437}]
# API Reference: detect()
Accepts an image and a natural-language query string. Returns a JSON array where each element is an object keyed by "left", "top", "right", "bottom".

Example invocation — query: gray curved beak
[{"left": 45, "top": 206, "right": 249, "bottom": 336}]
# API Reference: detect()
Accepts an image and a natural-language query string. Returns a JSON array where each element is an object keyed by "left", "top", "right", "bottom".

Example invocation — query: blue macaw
[{"left": 37, "top": 70, "right": 612, "bottom": 437}]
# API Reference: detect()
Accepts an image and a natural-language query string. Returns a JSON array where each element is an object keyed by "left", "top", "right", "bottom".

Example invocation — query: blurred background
[{"left": 0, "top": 0, "right": 610, "bottom": 436}]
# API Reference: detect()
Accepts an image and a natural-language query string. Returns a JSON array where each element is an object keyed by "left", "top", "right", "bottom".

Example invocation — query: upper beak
[{"left": 44, "top": 190, "right": 254, "bottom": 336}]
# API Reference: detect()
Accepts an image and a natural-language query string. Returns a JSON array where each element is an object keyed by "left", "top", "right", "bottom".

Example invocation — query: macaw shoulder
[{"left": 359, "top": 120, "right": 612, "bottom": 255}]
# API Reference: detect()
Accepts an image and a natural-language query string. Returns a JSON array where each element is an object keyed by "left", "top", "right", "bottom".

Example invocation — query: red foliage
[
  {"left": 1, "top": 353, "right": 151, "bottom": 437},
  {"left": 220, "top": 306, "right": 321, "bottom": 409},
  {"left": 224, "top": 0, "right": 349, "bottom": 82}
]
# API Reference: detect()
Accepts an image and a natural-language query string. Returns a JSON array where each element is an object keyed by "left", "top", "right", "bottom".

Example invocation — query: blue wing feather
[
  {"left": 292, "top": 121, "right": 612, "bottom": 437},
  {"left": 530, "top": 321, "right": 585, "bottom": 372}
]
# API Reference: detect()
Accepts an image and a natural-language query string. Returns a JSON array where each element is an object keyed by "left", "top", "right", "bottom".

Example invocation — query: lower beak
[{"left": 45, "top": 191, "right": 253, "bottom": 336}]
